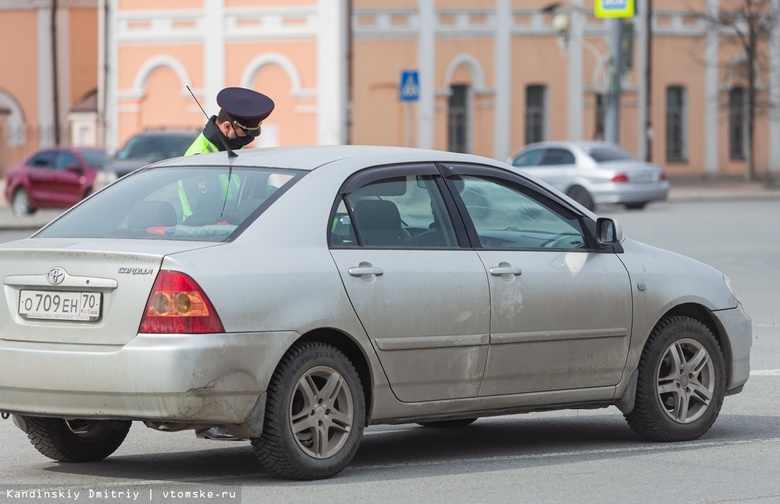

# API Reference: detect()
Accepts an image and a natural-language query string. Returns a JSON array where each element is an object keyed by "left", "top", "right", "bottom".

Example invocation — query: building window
[
  {"left": 525, "top": 85, "right": 546, "bottom": 145},
  {"left": 665, "top": 86, "right": 687, "bottom": 162},
  {"left": 729, "top": 87, "right": 747, "bottom": 160},
  {"left": 448, "top": 85, "right": 469, "bottom": 153}
]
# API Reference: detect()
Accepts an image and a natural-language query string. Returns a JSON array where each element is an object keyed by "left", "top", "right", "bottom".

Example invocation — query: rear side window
[
  {"left": 36, "top": 166, "right": 302, "bottom": 242},
  {"left": 332, "top": 174, "right": 458, "bottom": 249},
  {"left": 539, "top": 149, "right": 575, "bottom": 166}
]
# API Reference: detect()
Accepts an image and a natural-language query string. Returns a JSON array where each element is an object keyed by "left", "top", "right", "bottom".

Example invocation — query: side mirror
[{"left": 596, "top": 217, "right": 623, "bottom": 246}]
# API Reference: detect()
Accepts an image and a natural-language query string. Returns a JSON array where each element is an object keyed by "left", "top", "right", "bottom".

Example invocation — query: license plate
[
  {"left": 19, "top": 290, "right": 102, "bottom": 321},
  {"left": 633, "top": 172, "right": 656, "bottom": 183}
]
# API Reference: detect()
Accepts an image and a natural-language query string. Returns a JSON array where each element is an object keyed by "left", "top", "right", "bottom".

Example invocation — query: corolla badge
[{"left": 46, "top": 267, "right": 66, "bottom": 285}]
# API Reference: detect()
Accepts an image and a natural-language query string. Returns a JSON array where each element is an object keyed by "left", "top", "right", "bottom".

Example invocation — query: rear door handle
[
  {"left": 489, "top": 264, "right": 522, "bottom": 276},
  {"left": 348, "top": 264, "right": 384, "bottom": 277}
]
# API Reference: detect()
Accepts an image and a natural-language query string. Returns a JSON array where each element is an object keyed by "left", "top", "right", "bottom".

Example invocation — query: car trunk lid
[{"left": 0, "top": 238, "right": 221, "bottom": 346}]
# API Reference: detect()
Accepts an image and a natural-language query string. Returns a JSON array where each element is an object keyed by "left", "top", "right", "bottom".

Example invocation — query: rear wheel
[
  {"left": 23, "top": 417, "right": 131, "bottom": 462},
  {"left": 253, "top": 342, "right": 365, "bottom": 480},
  {"left": 625, "top": 316, "right": 726, "bottom": 442},
  {"left": 566, "top": 186, "right": 594, "bottom": 210},
  {"left": 12, "top": 188, "right": 35, "bottom": 217}
]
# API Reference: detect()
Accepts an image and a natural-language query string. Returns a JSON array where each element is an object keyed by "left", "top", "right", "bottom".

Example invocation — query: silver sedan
[
  {"left": 0, "top": 145, "right": 750, "bottom": 480},
  {"left": 507, "top": 141, "right": 670, "bottom": 210}
]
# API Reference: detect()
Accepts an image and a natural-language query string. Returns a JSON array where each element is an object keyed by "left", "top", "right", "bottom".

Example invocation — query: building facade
[{"left": 2, "top": 0, "right": 779, "bottom": 179}]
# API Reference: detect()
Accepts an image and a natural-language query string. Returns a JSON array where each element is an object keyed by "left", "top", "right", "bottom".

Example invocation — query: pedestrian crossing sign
[
  {"left": 594, "top": 0, "right": 634, "bottom": 18},
  {"left": 400, "top": 70, "right": 420, "bottom": 102}
]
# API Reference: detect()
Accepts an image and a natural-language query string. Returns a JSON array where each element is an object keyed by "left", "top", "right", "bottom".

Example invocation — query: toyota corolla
[{"left": 0, "top": 145, "right": 750, "bottom": 480}]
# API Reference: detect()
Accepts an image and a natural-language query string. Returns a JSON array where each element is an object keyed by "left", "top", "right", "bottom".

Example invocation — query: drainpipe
[{"left": 51, "top": 0, "right": 60, "bottom": 145}]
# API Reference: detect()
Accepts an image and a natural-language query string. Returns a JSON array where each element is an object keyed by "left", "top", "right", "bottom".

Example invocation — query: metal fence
[{"left": 0, "top": 124, "right": 71, "bottom": 176}]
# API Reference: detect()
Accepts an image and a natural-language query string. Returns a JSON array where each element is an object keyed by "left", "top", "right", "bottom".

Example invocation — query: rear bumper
[
  {"left": 0, "top": 331, "right": 297, "bottom": 423},
  {"left": 592, "top": 182, "right": 669, "bottom": 205}
]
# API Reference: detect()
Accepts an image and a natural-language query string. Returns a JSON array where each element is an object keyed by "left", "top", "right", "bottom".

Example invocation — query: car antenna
[
  {"left": 186, "top": 85, "right": 237, "bottom": 159},
  {"left": 187, "top": 85, "right": 236, "bottom": 218}
]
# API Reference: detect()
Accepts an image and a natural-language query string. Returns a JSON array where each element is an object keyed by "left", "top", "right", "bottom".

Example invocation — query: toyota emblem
[{"left": 46, "top": 267, "right": 66, "bottom": 285}]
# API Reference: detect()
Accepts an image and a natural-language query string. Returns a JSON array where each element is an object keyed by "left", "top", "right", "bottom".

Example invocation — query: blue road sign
[{"left": 400, "top": 70, "right": 420, "bottom": 102}]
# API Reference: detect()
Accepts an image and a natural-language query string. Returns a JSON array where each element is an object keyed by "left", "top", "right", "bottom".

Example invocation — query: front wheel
[
  {"left": 23, "top": 417, "right": 131, "bottom": 462},
  {"left": 12, "top": 188, "right": 35, "bottom": 217},
  {"left": 625, "top": 316, "right": 726, "bottom": 442},
  {"left": 253, "top": 342, "right": 365, "bottom": 480}
]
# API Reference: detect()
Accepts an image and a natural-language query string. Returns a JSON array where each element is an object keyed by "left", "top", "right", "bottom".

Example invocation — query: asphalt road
[{"left": 1, "top": 199, "right": 779, "bottom": 504}]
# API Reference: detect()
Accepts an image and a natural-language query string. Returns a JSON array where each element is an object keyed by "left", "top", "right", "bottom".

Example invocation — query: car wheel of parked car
[
  {"left": 625, "top": 316, "right": 726, "bottom": 442},
  {"left": 253, "top": 341, "right": 365, "bottom": 480},
  {"left": 566, "top": 186, "right": 594, "bottom": 210},
  {"left": 417, "top": 418, "right": 478, "bottom": 428},
  {"left": 23, "top": 417, "right": 131, "bottom": 462},
  {"left": 12, "top": 188, "right": 36, "bottom": 217}
]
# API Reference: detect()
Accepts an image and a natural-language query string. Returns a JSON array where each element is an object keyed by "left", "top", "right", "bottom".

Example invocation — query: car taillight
[
  {"left": 139, "top": 270, "right": 224, "bottom": 334},
  {"left": 611, "top": 173, "right": 629, "bottom": 183},
  {"left": 660, "top": 171, "right": 667, "bottom": 181}
]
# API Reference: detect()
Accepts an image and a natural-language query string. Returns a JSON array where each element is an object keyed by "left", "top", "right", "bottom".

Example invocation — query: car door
[
  {"left": 518, "top": 147, "right": 577, "bottom": 192},
  {"left": 329, "top": 165, "right": 491, "bottom": 403},
  {"left": 51, "top": 151, "right": 87, "bottom": 205},
  {"left": 25, "top": 150, "right": 57, "bottom": 202},
  {"left": 440, "top": 163, "right": 633, "bottom": 396}
]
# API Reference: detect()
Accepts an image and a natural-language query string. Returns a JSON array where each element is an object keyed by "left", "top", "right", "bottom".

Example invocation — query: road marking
[
  {"left": 354, "top": 436, "right": 780, "bottom": 472},
  {"left": 750, "top": 369, "right": 780, "bottom": 376}
]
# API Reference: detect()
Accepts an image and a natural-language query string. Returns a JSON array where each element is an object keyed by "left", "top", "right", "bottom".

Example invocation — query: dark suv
[{"left": 106, "top": 130, "right": 198, "bottom": 179}]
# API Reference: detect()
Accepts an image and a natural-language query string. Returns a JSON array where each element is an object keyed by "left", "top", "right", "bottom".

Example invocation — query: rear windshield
[
  {"left": 36, "top": 166, "right": 303, "bottom": 242},
  {"left": 586, "top": 146, "right": 635, "bottom": 163}
]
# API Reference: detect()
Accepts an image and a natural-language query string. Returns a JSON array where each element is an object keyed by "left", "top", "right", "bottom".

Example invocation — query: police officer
[
  {"left": 186, "top": 87, "right": 273, "bottom": 441},
  {"left": 185, "top": 86, "right": 274, "bottom": 155}
]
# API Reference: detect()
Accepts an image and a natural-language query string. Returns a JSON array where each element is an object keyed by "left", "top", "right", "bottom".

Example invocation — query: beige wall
[{"left": 2, "top": 1, "right": 775, "bottom": 177}]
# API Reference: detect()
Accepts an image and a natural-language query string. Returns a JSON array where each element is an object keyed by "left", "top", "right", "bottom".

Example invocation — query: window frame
[{"left": 665, "top": 85, "right": 688, "bottom": 162}]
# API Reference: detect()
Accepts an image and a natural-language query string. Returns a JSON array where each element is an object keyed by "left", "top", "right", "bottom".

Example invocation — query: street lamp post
[{"left": 605, "top": 18, "right": 624, "bottom": 144}]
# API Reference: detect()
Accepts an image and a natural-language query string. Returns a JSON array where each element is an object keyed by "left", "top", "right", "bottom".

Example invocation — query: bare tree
[{"left": 696, "top": 0, "right": 779, "bottom": 181}]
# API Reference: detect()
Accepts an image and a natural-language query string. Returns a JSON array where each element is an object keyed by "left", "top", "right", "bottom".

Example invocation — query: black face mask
[
  {"left": 203, "top": 117, "right": 258, "bottom": 151},
  {"left": 225, "top": 125, "right": 258, "bottom": 150}
]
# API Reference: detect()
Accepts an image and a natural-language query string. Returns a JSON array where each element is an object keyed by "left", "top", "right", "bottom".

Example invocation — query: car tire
[
  {"left": 417, "top": 418, "right": 478, "bottom": 428},
  {"left": 566, "top": 186, "right": 594, "bottom": 210},
  {"left": 625, "top": 316, "right": 726, "bottom": 442},
  {"left": 253, "top": 341, "right": 365, "bottom": 480},
  {"left": 12, "top": 188, "right": 36, "bottom": 217},
  {"left": 23, "top": 417, "right": 131, "bottom": 462}
]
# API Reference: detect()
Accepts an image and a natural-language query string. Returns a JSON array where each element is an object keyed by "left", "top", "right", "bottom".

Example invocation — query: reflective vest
[
  {"left": 179, "top": 134, "right": 238, "bottom": 218},
  {"left": 184, "top": 133, "right": 219, "bottom": 156}
]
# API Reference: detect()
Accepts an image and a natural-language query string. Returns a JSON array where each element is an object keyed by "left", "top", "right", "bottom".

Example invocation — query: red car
[{"left": 4, "top": 147, "right": 111, "bottom": 217}]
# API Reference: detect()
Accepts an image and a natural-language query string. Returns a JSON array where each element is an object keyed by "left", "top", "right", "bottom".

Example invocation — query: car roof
[{"left": 153, "top": 145, "right": 506, "bottom": 172}]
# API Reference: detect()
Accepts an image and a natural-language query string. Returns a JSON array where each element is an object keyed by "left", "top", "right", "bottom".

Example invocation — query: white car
[
  {"left": 0, "top": 145, "right": 750, "bottom": 480},
  {"left": 507, "top": 141, "right": 670, "bottom": 210}
]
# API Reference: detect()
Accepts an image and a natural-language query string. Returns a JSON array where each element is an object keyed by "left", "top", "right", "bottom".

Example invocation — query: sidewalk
[{"left": 0, "top": 176, "right": 778, "bottom": 231}]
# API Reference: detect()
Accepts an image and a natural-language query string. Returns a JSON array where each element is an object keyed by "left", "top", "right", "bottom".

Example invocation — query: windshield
[
  {"left": 587, "top": 146, "right": 636, "bottom": 163},
  {"left": 116, "top": 134, "right": 196, "bottom": 160},
  {"left": 80, "top": 150, "right": 107, "bottom": 169},
  {"left": 36, "top": 166, "right": 303, "bottom": 242}
]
